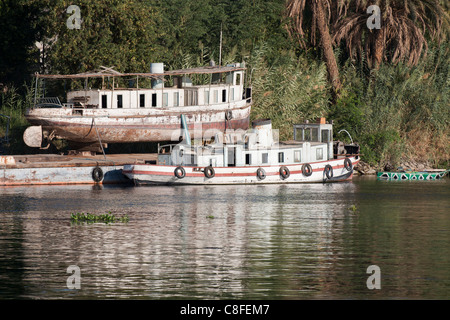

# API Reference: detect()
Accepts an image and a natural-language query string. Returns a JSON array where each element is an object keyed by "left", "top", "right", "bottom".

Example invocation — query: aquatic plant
[{"left": 70, "top": 212, "right": 129, "bottom": 224}]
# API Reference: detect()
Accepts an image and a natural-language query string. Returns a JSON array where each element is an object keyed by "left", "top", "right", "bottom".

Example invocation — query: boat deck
[{"left": 4, "top": 153, "right": 157, "bottom": 169}]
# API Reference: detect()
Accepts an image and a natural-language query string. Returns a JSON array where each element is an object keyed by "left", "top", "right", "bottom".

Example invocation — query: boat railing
[{"left": 35, "top": 97, "right": 63, "bottom": 108}]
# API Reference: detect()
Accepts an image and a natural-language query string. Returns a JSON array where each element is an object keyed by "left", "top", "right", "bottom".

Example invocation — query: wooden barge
[{"left": 0, "top": 153, "right": 155, "bottom": 186}]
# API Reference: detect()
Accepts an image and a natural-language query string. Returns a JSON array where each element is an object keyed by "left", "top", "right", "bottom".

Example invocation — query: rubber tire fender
[
  {"left": 344, "top": 158, "right": 353, "bottom": 171},
  {"left": 92, "top": 166, "right": 104, "bottom": 183},
  {"left": 256, "top": 167, "right": 266, "bottom": 180},
  {"left": 204, "top": 166, "right": 215, "bottom": 178},
  {"left": 302, "top": 163, "right": 313, "bottom": 177},
  {"left": 324, "top": 164, "right": 333, "bottom": 179},
  {"left": 279, "top": 166, "right": 290, "bottom": 179},
  {"left": 174, "top": 166, "right": 186, "bottom": 179}
]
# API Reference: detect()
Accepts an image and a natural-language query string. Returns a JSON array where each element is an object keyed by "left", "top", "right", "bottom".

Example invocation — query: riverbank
[{"left": 354, "top": 159, "right": 446, "bottom": 175}]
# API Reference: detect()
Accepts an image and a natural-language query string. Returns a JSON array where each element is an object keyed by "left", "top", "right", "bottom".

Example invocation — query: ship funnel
[
  {"left": 252, "top": 119, "right": 273, "bottom": 146},
  {"left": 150, "top": 63, "right": 164, "bottom": 89}
]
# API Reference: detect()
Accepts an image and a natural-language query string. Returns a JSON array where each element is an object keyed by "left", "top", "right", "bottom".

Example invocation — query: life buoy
[
  {"left": 256, "top": 167, "right": 266, "bottom": 180},
  {"left": 324, "top": 164, "right": 333, "bottom": 179},
  {"left": 279, "top": 166, "right": 290, "bottom": 179},
  {"left": 204, "top": 166, "right": 215, "bottom": 178},
  {"left": 174, "top": 166, "right": 186, "bottom": 179},
  {"left": 92, "top": 166, "right": 104, "bottom": 183},
  {"left": 302, "top": 163, "right": 313, "bottom": 176},
  {"left": 344, "top": 158, "right": 353, "bottom": 171}
]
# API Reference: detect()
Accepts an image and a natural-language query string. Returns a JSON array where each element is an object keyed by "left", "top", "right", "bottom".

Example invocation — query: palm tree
[
  {"left": 333, "top": 0, "right": 449, "bottom": 68},
  {"left": 286, "top": 0, "right": 342, "bottom": 93}
]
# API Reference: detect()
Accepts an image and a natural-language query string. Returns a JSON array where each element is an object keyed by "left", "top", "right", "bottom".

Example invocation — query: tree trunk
[
  {"left": 314, "top": 0, "right": 341, "bottom": 93},
  {"left": 373, "top": 28, "right": 385, "bottom": 68}
]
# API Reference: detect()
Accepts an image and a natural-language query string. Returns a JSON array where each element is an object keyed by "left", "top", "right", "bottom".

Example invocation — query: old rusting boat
[
  {"left": 122, "top": 118, "right": 361, "bottom": 185},
  {"left": 24, "top": 63, "right": 251, "bottom": 151}
]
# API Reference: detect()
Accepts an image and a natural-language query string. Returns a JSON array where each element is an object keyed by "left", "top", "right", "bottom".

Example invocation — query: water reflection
[{"left": 0, "top": 177, "right": 448, "bottom": 299}]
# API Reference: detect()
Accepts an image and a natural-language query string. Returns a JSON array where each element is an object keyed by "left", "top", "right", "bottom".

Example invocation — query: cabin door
[{"left": 227, "top": 147, "right": 236, "bottom": 167}]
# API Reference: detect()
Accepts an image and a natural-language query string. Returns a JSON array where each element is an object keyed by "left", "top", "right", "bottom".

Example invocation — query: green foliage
[
  {"left": 330, "top": 42, "right": 450, "bottom": 167},
  {"left": 249, "top": 44, "right": 330, "bottom": 140},
  {"left": 0, "top": 0, "right": 42, "bottom": 84},
  {"left": 0, "top": 82, "right": 36, "bottom": 154},
  {"left": 70, "top": 212, "right": 129, "bottom": 224}
]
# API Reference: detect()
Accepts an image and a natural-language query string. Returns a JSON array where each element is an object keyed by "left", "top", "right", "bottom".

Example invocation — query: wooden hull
[
  {"left": 122, "top": 157, "right": 359, "bottom": 185},
  {"left": 25, "top": 102, "right": 251, "bottom": 144}
]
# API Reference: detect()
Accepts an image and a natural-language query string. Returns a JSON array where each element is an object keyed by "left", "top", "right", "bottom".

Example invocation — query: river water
[{"left": 0, "top": 176, "right": 449, "bottom": 300}]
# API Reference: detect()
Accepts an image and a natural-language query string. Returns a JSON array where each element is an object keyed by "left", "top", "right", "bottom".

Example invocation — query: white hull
[{"left": 122, "top": 157, "right": 359, "bottom": 185}]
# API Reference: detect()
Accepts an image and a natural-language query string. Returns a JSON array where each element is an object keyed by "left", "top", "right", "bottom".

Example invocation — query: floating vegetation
[
  {"left": 70, "top": 212, "right": 129, "bottom": 224},
  {"left": 206, "top": 215, "right": 215, "bottom": 219},
  {"left": 348, "top": 204, "right": 358, "bottom": 212}
]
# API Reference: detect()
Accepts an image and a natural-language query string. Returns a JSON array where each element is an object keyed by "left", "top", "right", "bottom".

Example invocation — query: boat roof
[{"left": 35, "top": 65, "right": 246, "bottom": 79}]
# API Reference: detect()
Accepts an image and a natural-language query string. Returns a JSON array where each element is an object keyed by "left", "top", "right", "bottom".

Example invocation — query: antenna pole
[{"left": 219, "top": 22, "right": 223, "bottom": 66}]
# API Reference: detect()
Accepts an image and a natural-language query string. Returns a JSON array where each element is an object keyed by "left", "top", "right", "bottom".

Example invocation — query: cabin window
[
  {"left": 173, "top": 92, "right": 179, "bottom": 107},
  {"left": 262, "top": 153, "right": 268, "bottom": 164},
  {"left": 278, "top": 152, "right": 284, "bottom": 163},
  {"left": 185, "top": 89, "right": 198, "bottom": 106},
  {"left": 231, "top": 88, "right": 235, "bottom": 101},
  {"left": 321, "top": 129, "right": 330, "bottom": 142},
  {"left": 245, "top": 153, "right": 251, "bottom": 165},
  {"left": 316, "top": 148, "right": 323, "bottom": 160},
  {"left": 236, "top": 73, "right": 241, "bottom": 85},
  {"left": 222, "top": 89, "right": 227, "bottom": 102},
  {"left": 311, "top": 128, "right": 319, "bottom": 142},
  {"left": 304, "top": 129, "right": 311, "bottom": 141},
  {"left": 101, "top": 95, "right": 107, "bottom": 109},
  {"left": 213, "top": 90, "right": 218, "bottom": 103},
  {"left": 163, "top": 93, "right": 168, "bottom": 107},
  {"left": 152, "top": 93, "right": 157, "bottom": 107},
  {"left": 205, "top": 90, "right": 210, "bottom": 105},
  {"left": 139, "top": 94, "right": 145, "bottom": 108},
  {"left": 117, "top": 95, "right": 123, "bottom": 108},
  {"left": 294, "top": 150, "right": 301, "bottom": 162}
]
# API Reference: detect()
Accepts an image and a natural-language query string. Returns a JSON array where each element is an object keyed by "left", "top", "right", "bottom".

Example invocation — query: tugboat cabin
[{"left": 156, "top": 118, "right": 336, "bottom": 168}]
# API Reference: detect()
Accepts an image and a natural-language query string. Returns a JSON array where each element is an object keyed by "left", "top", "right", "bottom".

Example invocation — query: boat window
[
  {"left": 214, "top": 90, "right": 219, "bottom": 103},
  {"left": 262, "top": 153, "right": 268, "bottom": 164},
  {"left": 231, "top": 88, "right": 235, "bottom": 101},
  {"left": 304, "top": 128, "right": 311, "bottom": 141},
  {"left": 152, "top": 93, "right": 157, "bottom": 107},
  {"left": 278, "top": 152, "right": 284, "bottom": 163},
  {"left": 117, "top": 95, "right": 123, "bottom": 108},
  {"left": 316, "top": 148, "right": 323, "bottom": 160},
  {"left": 173, "top": 92, "right": 179, "bottom": 107},
  {"left": 245, "top": 153, "right": 251, "bottom": 165},
  {"left": 101, "top": 95, "right": 107, "bottom": 109},
  {"left": 311, "top": 128, "right": 319, "bottom": 142},
  {"left": 236, "top": 73, "right": 241, "bottom": 85},
  {"left": 139, "top": 94, "right": 145, "bottom": 108},
  {"left": 321, "top": 129, "right": 330, "bottom": 142},
  {"left": 205, "top": 90, "right": 210, "bottom": 105},
  {"left": 162, "top": 93, "right": 168, "bottom": 107},
  {"left": 222, "top": 89, "right": 227, "bottom": 102},
  {"left": 294, "top": 150, "right": 301, "bottom": 162}
]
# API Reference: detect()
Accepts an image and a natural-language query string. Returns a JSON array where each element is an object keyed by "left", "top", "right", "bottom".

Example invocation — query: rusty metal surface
[
  {"left": 25, "top": 106, "right": 251, "bottom": 144},
  {"left": 0, "top": 153, "right": 156, "bottom": 186}
]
